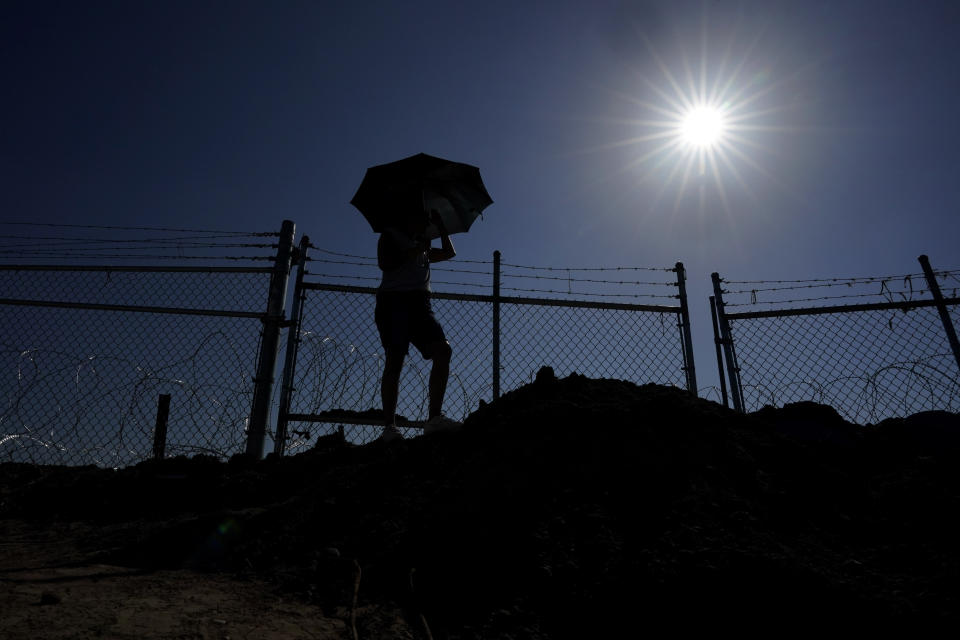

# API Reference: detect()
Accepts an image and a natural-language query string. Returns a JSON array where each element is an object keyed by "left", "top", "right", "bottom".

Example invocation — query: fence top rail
[
  {"left": 300, "top": 281, "right": 682, "bottom": 313},
  {"left": 0, "top": 265, "right": 275, "bottom": 274},
  {"left": 724, "top": 297, "right": 959, "bottom": 320}
]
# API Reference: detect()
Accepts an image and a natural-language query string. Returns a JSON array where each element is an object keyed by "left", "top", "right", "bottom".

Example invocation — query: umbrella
[{"left": 350, "top": 153, "right": 493, "bottom": 239}]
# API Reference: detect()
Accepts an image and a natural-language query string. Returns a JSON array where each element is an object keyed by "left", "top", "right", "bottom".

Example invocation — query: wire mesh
[
  {"left": 714, "top": 262, "right": 960, "bottom": 423},
  {"left": 0, "top": 267, "right": 271, "bottom": 311},
  {"left": 499, "top": 303, "right": 687, "bottom": 391},
  {"left": 0, "top": 268, "right": 270, "bottom": 467},
  {"left": 281, "top": 287, "right": 494, "bottom": 447},
  {"left": 726, "top": 303, "right": 960, "bottom": 424},
  {"left": 281, "top": 283, "right": 688, "bottom": 448}
]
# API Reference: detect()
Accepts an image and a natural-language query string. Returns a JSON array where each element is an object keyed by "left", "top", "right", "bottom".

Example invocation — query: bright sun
[
  {"left": 680, "top": 106, "right": 726, "bottom": 148},
  {"left": 577, "top": 4, "right": 796, "bottom": 218}
]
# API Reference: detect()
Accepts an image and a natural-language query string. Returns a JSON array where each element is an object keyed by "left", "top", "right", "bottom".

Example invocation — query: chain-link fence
[
  {"left": 276, "top": 248, "right": 695, "bottom": 450},
  {"left": 0, "top": 221, "right": 293, "bottom": 467},
  {"left": 0, "top": 267, "right": 276, "bottom": 467},
  {"left": 0, "top": 225, "right": 694, "bottom": 463},
  {"left": 712, "top": 256, "right": 960, "bottom": 424},
  {"left": 500, "top": 301, "right": 687, "bottom": 390},
  {"left": 7, "top": 221, "right": 958, "bottom": 463}
]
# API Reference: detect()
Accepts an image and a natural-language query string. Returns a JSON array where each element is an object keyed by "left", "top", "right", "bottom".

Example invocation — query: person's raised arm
[{"left": 428, "top": 210, "right": 456, "bottom": 263}]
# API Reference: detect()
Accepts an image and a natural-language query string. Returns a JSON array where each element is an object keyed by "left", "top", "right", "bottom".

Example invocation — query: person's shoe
[
  {"left": 423, "top": 414, "right": 462, "bottom": 435},
  {"left": 377, "top": 425, "right": 404, "bottom": 444}
]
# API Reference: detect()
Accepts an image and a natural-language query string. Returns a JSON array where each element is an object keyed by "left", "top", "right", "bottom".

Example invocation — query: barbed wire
[
  {"left": 303, "top": 271, "right": 495, "bottom": 290},
  {"left": 303, "top": 272, "right": 678, "bottom": 299},
  {"left": 500, "top": 261, "right": 674, "bottom": 273},
  {"left": 0, "top": 252, "right": 275, "bottom": 261},
  {"left": 0, "top": 244, "right": 276, "bottom": 254},
  {"left": 306, "top": 257, "right": 674, "bottom": 288},
  {"left": 425, "top": 265, "right": 491, "bottom": 276},
  {"left": 447, "top": 257, "right": 495, "bottom": 265},
  {"left": 499, "top": 286, "right": 677, "bottom": 300},
  {"left": 720, "top": 272, "right": 923, "bottom": 286},
  {"left": 500, "top": 271, "right": 676, "bottom": 287},
  {"left": 719, "top": 273, "right": 960, "bottom": 307},
  {"left": 719, "top": 269, "right": 960, "bottom": 293},
  {"left": 308, "top": 255, "right": 497, "bottom": 273},
  {"left": 307, "top": 246, "right": 671, "bottom": 273},
  {"left": 307, "top": 246, "right": 676, "bottom": 294},
  {"left": 0, "top": 234, "right": 278, "bottom": 247},
  {"left": 304, "top": 271, "right": 381, "bottom": 283},
  {"left": 305, "top": 247, "right": 494, "bottom": 269},
  {"left": 306, "top": 246, "right": 493, "bottom": 267},
  {"left": 433, "top": 280, "right": 494, "bottom": 289},
  {"left": 936, "top": 271, "right": 960, "bottom": 291},
  {"left": 723, "top": 289, "right": 935, "bottom": 308},
  {"left": 1, "top": 222, "right": 277, "bottom": 236},
  {"left": 722, "top": 276, "right": 923, "bottom": 295},
  {"left": 306, "top": 257, "right": 380, "bottom": 268},
  {"left": 0, "top": 224, "right": 283, "bottom": 264},
  {"left": 307, "top": 246, "right": 378, "bottom": 262}
]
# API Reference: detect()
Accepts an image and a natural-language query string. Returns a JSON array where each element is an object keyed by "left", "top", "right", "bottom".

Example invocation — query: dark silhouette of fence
[
  {"left": 711, "top": 255, "right": 960, "bottom": 424},
  {"left": 0, "top": 221, "right": 295, "bottom": 466},
  {"left": 274, "top": 243, "right": 697, "bottom": 451},
  {"left": 3, "top": 219, "right": 958, "bottom": 464}
]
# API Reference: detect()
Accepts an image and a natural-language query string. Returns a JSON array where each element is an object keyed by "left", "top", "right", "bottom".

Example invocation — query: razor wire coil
[{"left": 1, "top": 268, "right": 271, "bottom": 467}]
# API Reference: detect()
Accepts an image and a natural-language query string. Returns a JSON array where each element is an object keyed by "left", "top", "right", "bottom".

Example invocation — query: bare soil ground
[{"left": 3, "top": 371, "right": 959, "bottom": 638}]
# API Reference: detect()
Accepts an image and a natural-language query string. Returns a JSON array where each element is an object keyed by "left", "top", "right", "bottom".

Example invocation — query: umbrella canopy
[{"left": 350, "top": 153, "right": 493, "bottom": 239}]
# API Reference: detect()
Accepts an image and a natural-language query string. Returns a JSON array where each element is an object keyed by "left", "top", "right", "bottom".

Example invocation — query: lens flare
[
  {"left": 571, "top": 5, "right": 807, "bottom": 221},
  {"left": 680, "top": 106, "right": 726, "bottom": 148}
]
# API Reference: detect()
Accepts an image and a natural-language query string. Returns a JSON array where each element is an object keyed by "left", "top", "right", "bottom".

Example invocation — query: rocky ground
[{"left": 2, "top": 370, "right": 959, "bottom": 638}]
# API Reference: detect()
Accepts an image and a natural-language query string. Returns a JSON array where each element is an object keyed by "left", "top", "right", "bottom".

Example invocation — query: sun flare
[
  {"left": 576, "top": 5, "right": 803, "bottom": 219},
  {"left": 680, "top": 106, "right": 726, "bottom": 148}
]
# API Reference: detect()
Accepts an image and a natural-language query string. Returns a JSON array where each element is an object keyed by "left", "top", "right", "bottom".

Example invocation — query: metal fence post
[
  {"left": 674, "top": 262, "right": 698, "bottom": 395},
  {"left": 919, "top": 254, "right": 960, "bottom": 377},
  {"left": 245, "top": 219, "right": 296, "bottom": 459},
  {"left": 153, "top": 393, "right": 171, "bottom": 461},
  {"left": 274, "top": 236, "right": 310, "bottom": 457},
  {"left": 492, "top": 250, "right": 501, "bottom": 400},
  {"left": 709, "top": 296, "right": 729, "bottom": 409},
  {"left": 711, "top": 272, "right": 745, "bottom": 413}
]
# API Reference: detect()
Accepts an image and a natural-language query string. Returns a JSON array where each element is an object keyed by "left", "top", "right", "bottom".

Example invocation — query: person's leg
[
  {"left": 376, "top": 292, "right": 410, "bottom": 429},
  {"left": 409, "top": 292, "right": 457, "bottom": 426},
  {"left": 381, "top": 348, "right": 405, "bottom": 426},
  {"left": 425, "top": 340, "right": 452, "bottom": 419}
]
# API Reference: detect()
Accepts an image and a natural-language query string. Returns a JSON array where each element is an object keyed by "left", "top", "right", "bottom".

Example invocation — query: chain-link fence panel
[
  {"left": 279, "top": 250, "right": 692, "bottom": 448},
  {"left": 433, "top": 295, "right": 495, "bottom": 417},
  {"left": 281, "top": 281, "right": 690, "bottom": 449},
  {"left": 282, "top": 285, "right": 492, "bottom": 447},
  {"left": 499, "top": 302, "right": 687, "bottom": 392},
  {"left": 727, "top": 303, "right": 960, "bottom": 424},
  {"left": 0, "top": 267, "right": 272, "bottom": 467},
  {"left": 0, "top": 266, "right": 270, "bottom": 312}
]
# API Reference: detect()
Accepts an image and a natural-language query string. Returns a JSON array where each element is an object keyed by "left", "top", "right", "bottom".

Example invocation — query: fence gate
[
  {"left": 710, "top": 254, "right": 960, "bottom": 424},
  {"left": 274, "top": 249, "right": 697, "bottom": 453}
]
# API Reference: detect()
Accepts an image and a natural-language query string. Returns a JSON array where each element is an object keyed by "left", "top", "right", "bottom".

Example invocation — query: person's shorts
[{"left": 375, "top": 290, "right": 446, "bottom": 359}]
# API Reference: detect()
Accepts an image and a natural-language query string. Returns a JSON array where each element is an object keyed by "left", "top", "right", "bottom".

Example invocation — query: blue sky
[{"left": 4, "top": 0, "right": 959, "bottom": 394}]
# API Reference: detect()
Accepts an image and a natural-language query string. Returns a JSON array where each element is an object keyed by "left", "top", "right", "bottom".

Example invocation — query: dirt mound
[{"left": 3, "top": 373, "right": 960, "bottom": 637}]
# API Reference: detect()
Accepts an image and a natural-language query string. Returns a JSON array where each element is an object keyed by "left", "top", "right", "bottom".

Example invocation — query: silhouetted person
[{"left": 376, "top": 207, "right": 461, "bottom": 442}]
